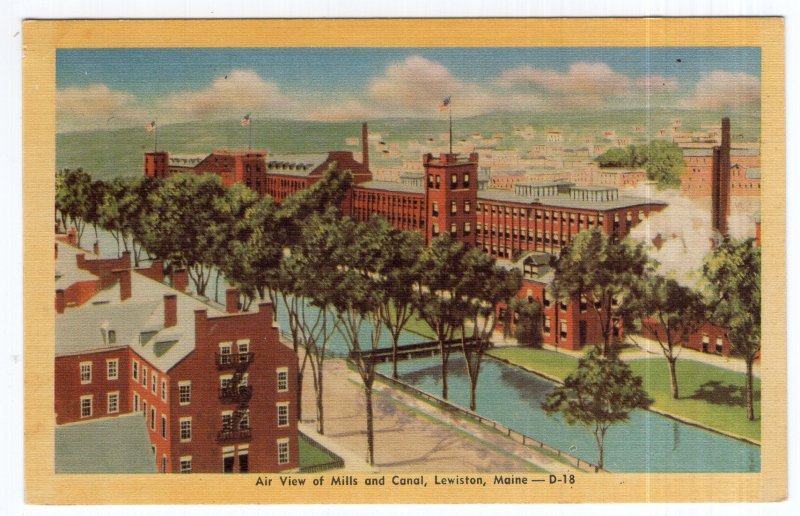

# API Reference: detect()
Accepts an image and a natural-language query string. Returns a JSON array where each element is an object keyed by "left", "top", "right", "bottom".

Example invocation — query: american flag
[
  {"left": 145, "top": 121, "right": 156, "bottom": 132},
  {"left": 240, "top": 113, "right": 251, "bottom": 126},
  {"left": 439, "top": 97, "right": 451, "bottom": 111}
]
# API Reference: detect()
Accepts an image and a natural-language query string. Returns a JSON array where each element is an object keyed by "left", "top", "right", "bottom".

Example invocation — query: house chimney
[
  {"left": 92, "top": 241, "right": 100, "bottom": 255},
  {"left": 362, "top": 122, "right": 369, "bottom": 171},
  {"left": 55, "top": 290, "right": 65, "bottom": 314},
  {"left": 172, "top": 269, "right": 189, "bottom": 292},
  {"left": 112, "top": 269, "right": 132, "bottom": 301},
  {"left": 226, "top": 288, "right": 239, "bottom": 313},
  {"left": 164, "top": 294, "right": 177, "bottom": 328}
]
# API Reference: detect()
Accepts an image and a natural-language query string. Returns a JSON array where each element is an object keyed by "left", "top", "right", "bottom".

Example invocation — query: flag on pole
[
  {"left": 240, "top": 113, "right": 251, "bottom": 126},
  {"left": 439, "top": 97, "right": 451, "bottom": 111},
  {"left": 145, "top": 121, "right": 156, "bottom": 132}
]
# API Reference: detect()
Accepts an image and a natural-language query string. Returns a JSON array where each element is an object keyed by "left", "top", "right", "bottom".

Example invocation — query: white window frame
[
  {"left": 277, "top": 367, "right": 289, "bottom": 392},
  {"left": 237, "top": 339, "right": 250, "bottom": 356},
  {"left": 161, "top": 379, "right": 167, "bottom": 401},
  {"left": 132, "top": 360, "right": 139, "bottom": 381},
  {"left": 107, "top": 391, "right": 119, "bottom": 414},
  {"left": 178, "top": 381, "right": 191, "bottom": 405},
  {"left": 179, "top": 417, "right": 192, "bottom": 442},
  {"left": 179, "top": 456, "right": 192, "bottom": 473},
  {"left": 161, "top": 414, "right": 167, "bottom": 439},
  {"left": 277, "top": 438, "right": 290, "bottom": 465},
  {"left": 151, "top": 372, "right": 158, "bottom": 394},
  {"left": 133, "top": 392, "right": 140, "bottom": 412},
  {"left": 141, "top": 366, "right": 147, "bottom": 386},
  {"left": 80, "top": 395, "right": 93, "bottom": 418},
  {"left": 106, "top": 358, "right": 119, "bottom": 380},
  {"left": 277, "top": 402, "right": 290, "bottom": 427},
  {"left": 79, "top": 361, "right": 92, "bottom": 385},
  {"left": 150, "top": 407, "right": 156, "bottom": 431}
]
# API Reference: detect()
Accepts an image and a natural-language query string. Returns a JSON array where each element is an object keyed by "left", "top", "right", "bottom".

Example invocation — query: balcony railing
[
  {"left": 215, "top": 352, "right": 254, "bottom": 370},
  {"left": 219, "top": 385, "right": 253, "bottom": 403},
  {"left": 217, "top": 427, "right": 252, "bottom": 443}
]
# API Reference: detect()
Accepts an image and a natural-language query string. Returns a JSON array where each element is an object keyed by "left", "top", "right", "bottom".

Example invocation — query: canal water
[
  {"left": 377, "top": 356, "right": 760, "bottom": 473},
  {"left": 85, "top": 229, "right": 760, "bottom": 473}
]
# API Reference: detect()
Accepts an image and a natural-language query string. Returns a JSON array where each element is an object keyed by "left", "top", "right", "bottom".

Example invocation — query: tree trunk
[
  {"left": 745, "top": 358, "right": 755, "bottom": 421},
  {"left": 315, "top": 366, "right": 325, "bottom": 434},
  {"left": 391, "top": 334, "right": 399, "bottom": 379},
  {"left": 440, "top": 347, "right": 449, "bottom": 400},
  {"left": 595, "top": 433, "right": 605, "bottom": 469},
  {"left": 668, "top": 357, "right": 680, "bottom": 399},
  {"left": 469, "top": 379, "right": 477, "bottom": 411},
  {"left": 365, "top": 383, "right": 375, "bottom": 466}
]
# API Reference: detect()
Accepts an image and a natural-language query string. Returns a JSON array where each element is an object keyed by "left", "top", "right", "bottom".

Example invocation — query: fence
[{"left": 376, "top": 372, "right": 604, "bottom": 473}]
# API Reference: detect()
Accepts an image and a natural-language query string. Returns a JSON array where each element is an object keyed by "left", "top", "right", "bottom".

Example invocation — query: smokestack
[
  {"left": 55, "top": 290, "right": 65, "bottom": 314},
  {"left": 172, "top": 269, "right": 189, "bottom": 292},
  {"left": 164, "top": 294, "right": 177, "bottom": 328},
  {"left": 112, "top": 269, "right": 132, "bottom": 301},
  {"left": 226, "top": 288, "right": 239, "bottom": 313},
  {"left": 711, "top": 117, "right": 731, "bottom": 236},
  {"left": 362, "top": 122, "right": 369, "bottom": 171}
]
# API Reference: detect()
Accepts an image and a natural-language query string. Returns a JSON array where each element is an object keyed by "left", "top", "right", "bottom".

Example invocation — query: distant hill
[{"left": 56, "top": 109, "right": 760, "bottom": 181}]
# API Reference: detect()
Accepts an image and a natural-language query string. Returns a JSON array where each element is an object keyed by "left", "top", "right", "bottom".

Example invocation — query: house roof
[
  {"left": 55, "top": 242, "right": 99, "bottom": 290},
  {"left": 266, "top": 154, "right": 328, "bottom": 177},
  {"left": 55, "top": 414, "right": 155, "bottom": 474},
  {"left": 477, "top": 189, "right": 664, "bottom": 211}
]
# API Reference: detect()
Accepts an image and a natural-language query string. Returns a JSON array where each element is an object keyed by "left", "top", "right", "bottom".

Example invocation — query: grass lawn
[
  {"left": 298, "top": 433, "right": 343, "bottom": 472},
  {"left": 487, "top": 347, "right": 761, "bottom": 442}
]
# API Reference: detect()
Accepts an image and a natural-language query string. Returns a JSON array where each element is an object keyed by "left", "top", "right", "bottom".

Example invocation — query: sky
[{"left": 56, "top": 47, "right": 761, "bottom": 132}]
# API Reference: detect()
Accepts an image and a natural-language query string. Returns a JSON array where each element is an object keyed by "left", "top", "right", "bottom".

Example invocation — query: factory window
[
  {"left": 179, "top": 381, "right": 191, "bottom": 405},
  {"left": 107, "top": 392, "right": 119, "bottom": 414},
  {"left": 161, "top": 379, "right": 167, "bottom": 402},
  {"left": 80, "top": 395, "right": 93, "bottom": 418},
  {"left": 180, "top": 417, "right": 192, "bottom": 442},
  {"left": 432, "top": 224, "right": 439, "bottom": 238},
  {"left": 277, "top": 367, "right": 289, "bottom": 392},
  {"left": 715, "top": 337, "right": 724, "bottom": 354},
  {"left": 432, "top": 201, "right": 439, "bottom": 217},
  {"left": 464, "top": 222, "right": 471, "bottom": 235},
  {"left": 161, "top": 415, "right": 167, "bottom": 439},
  {"left": 464, "top": 200, "right": 471, "bottom": 213},
  {"left": 560, "top": 320, "right": 568, "bottom": 339},
  {"left": 278, "top": 439, "right": 290, "bottom": 465},
  {"left": 451, "top": 174, "right": 458, "bottom": 189},
  {"left": 463, "top": 173, "right": 470, "bottom": 188},
  {"left": 543, "top": 316, "right": 551, "bottom": 335},
  {"left": 435, "top": 175, "right": 441, "bottom": 189},
  {"left": 451, "top": 201, "right": 457, "bottom": 215},
  {"left": 180, "top": 457, "right": 192, "bottom": 474},
  {"left": 450, "top": 223, "right": 458, "bottom": 237},
  {"left": 277, "top": 403, "right": 290, "bottom": 427}
]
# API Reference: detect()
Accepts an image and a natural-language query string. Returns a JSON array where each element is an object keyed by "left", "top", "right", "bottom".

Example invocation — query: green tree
[
  {"left": 703, "top": 237, "right": 761, "bottom": 421},
  {"left": 137, "top": 173, "right": 228, "bottom": 296},
  {"left": 509, "top": 297, "right": 544, "bottom": 348},
  {"left": 414, "top": 235, "right": 473, "bottom": 400},
  {"left": 55, "top": 168, "right": 93, "bottom": 246},
  {"left": 595, "top": 147, "right": 632, "bottom": 168},
  {"left": 327, "top": 214, "right": 392, "bottom": 466},
  {"left": 459, "top": 255, "right": 521, "bottom": 410},
  {"left": 644, "top": 140, "right": 685, "bottom": 189},
  {"left": 542, "top": 348, "right": 653, "bottom": 469},
  {"left": 375, "top": 229, "right": 424, "bottom": 379},
  {"left": 551, "top": 229, "right": 652, "bottom": 355},
  {"left": 638, "top": 275, "right": 706, "bottom": 399}
]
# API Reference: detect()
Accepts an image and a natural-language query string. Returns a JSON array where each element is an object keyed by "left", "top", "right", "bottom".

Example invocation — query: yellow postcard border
[{"left": 22, "top": 17, "right": 786, "bottom": 504}]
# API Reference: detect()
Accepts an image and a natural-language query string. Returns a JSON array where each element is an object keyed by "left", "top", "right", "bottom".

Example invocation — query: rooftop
[
  {"left": 55, "top": 241, "right": 99, "bottom": 291},
  {"left": 356, "top": 180, "right": 424, "bottom": 195},
  {"left": 56, "top": 414, "right": 155, "bottom": 474},
  {"left": 478, "top": 188, "right": 665, "bottom": 210},
  {"left": 266, "top": 154, "right": 328, "bottom": 177}
]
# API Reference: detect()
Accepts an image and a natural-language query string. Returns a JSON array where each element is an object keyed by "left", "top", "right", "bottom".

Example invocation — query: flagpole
[
  {"left": 154, "top": 123, "right": 158, "bottom": 153},
  {"left": 449, "top": 107, "right": 453, "bottom": 155},
  {"left": 249, "top": 117, "right": 252, "bottom": 150}
]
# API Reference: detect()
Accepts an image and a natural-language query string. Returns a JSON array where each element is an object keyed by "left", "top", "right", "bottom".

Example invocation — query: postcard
[{"left": 23, "top": 18, "right": 785, "bottom": 504}]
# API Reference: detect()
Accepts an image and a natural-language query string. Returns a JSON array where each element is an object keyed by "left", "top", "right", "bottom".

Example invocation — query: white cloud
[
  {"left": 56, "top": 84, "right": 145, "bottom": 132},
  {"left": 164, "top": 69, "right": 295, "bottom": 119},
  {"left": 680, "top": 70, "right": 760, "bottom": 109},
  {"left": 497, "top": 62, "right": 633, "bottom": 95}
]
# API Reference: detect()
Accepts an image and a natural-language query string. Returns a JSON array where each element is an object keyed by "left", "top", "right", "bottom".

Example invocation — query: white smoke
[{"left": 626, "top": 183, "right": 759, "bottom": 288}]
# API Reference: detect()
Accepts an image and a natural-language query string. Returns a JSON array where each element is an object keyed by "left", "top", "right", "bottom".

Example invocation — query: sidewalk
[{"left": 299, "top": 360, "right": 577, "bottom": 474}]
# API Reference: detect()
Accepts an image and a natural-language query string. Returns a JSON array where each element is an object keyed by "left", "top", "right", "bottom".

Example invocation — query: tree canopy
[{"left": 595, "top": 141, "right": 685, "bottom": 189}]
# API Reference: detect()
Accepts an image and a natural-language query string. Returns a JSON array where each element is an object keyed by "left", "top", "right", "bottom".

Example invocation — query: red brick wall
[
  {"left": 351, "top": 187, "right": 426, "bottom": 233},
  {"left": 167, "top": 302, "right": 298, "bottom": 474},
  {"left": 423, "top": 153, "right": 478, "bottom": 246}
]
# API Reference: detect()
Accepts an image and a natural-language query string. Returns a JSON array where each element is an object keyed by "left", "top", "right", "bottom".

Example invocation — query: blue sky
[{"left": 56, "top": 47, "right": 761, "bottom": 131}]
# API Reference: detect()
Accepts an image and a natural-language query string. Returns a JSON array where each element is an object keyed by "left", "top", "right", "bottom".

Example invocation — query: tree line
[
  {"left": 594, "top": 141, "right": 685, "bottom": 189},
  {"left": 56, "top": 166, "right": 760, "bottom": 469}
]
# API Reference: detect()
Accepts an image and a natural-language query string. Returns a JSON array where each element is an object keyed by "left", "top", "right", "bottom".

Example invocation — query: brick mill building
[
  {"left": 143, "top": 122, "right": 668, "bottom": 353},
  {"left": 54, "top": 236, "right": 299, "bottom": 474}
]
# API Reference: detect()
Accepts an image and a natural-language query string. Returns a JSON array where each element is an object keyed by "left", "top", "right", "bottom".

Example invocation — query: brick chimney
[
  {"left": 112, "top": 269, "right": 132, "bottom": 301},
  {"left": 172, "top": 269, "right": 189, "bottom": 292},
  {"left": 55, "top": 290, "right": 65, "bottom": 314},
  {"left": 164, "top": 294, "right": 177, "bottom": 328},
  {"left": 226, "top": 288, "right": 239, "bottom": 313},
  {"left": 362, "top": 121, "right": 369, "bottom": 171},
  {"left": 711, "top": 117, "right": 731, "bottom": 236}
]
